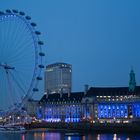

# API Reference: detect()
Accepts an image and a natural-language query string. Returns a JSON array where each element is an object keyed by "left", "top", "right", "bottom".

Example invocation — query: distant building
[
  {"left": 25, "top": 99, "right": 39, "bottom": 117},
  {"left": 37, "top": 68, "right": 140, "bottom": 124},
  {"left": 45, "top": 62, "right": 72, "bottom": 94}
]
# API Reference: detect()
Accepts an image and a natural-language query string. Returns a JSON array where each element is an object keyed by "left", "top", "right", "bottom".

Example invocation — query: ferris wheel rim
[{"left": 0, "top": 9, "right": 45, "bottom": 111}]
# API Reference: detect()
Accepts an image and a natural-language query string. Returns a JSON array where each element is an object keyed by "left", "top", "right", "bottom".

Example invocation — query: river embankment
[{"left": 25, "top": 121, "right": 140, "bottom": 133}]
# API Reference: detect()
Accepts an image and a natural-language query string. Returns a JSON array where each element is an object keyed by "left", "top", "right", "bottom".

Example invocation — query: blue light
[
  {"left": 132, "top": 103, "right": 140, "bottom": 118},
  {"left": 98, "top": 103, "right": 128, "bottom": 119}
]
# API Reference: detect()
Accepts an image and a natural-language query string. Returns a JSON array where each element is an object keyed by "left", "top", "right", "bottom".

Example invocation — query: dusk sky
[{"left": 0, "top": 0, "right": 140, "bottom": 96}]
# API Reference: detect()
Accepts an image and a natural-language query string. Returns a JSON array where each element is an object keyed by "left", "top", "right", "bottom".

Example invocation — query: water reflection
[
  {"left": 97, "top": 134, "right": 100, "bottom": 140},
  {"left": 64, "top": 133, "right": 132, "bottom": 140},
  {"left": 34, "top": 132, "right": 63, "bottom": 140},
  {"left": 113, "top": 134, "right": 117, "bottom": 140},
  {"left": 0, "top": 131, "right": 140, "bottom": 140},
  {"left": 22, "top": 134, "right": 25, "bottom": 140}
]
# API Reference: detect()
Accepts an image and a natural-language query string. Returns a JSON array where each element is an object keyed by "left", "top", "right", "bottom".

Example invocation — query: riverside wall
[{"left": 25, "top": 121, "right": 140, "bottom": 133}]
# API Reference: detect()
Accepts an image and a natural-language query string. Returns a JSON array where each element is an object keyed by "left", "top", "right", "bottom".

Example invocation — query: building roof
[
  {"left": 46, "top": 62, "right": 72, "bottom": 68},
  {"left": 86, "top": 86, "right": 140, "bottom": 97},
  {"left": 39, "top": 86, "right": 140, "bottom": 104},
  {"left": 39, "top": 92, "right": 84, "bottom": 104}
]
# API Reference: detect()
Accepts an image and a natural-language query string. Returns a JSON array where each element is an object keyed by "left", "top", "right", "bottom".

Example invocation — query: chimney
[
  {"left": 60, "top": 88, "right": 63, "bottom": 98},
  {"left": 84, "top": 84, "right": 89, "bottom": 95},
  {"left": 46, "top": 90, "right": 50, "bottom": 98},
  {"left": 44, "top": 92, "right": 48, "bottom": 99}
]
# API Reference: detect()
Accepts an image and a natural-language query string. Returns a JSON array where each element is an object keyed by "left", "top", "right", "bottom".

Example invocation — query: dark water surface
[{"left": 0, "top": 130, "right": 140, "bottom": 140}]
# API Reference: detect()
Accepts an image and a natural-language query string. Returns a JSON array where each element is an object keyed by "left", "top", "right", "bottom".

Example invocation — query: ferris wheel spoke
[
  {"left": 3, "top": 19, "right": 20, "bottom": 58},
  {"left": 0, "top": 24, "right": 7, "bottom": 60},
  {"left": 7, "top": 70, "right": 27, "bottom": 106},
  {"left": 4, "top": 71, "right": 15, "bottom": 109},
  {"left": 10, "top": 39, "right": 34, "bottom": 58},
  {"left": 0, "top": 72, "right": 6, "bottom": 110},
  {"left": 8, "top": 70, "right": 26, "bottom": 95},
  {"left": 1, "top": 23, "right": 9, "bottom": 57},
  {"left": 3, "top": 18, "right": 13, "bottom": 56},
  {"left": 7, "top": 43, "right": 34, "bottom": 63},
  {"left": 14, "top": 69, "right": 29, "bottom": 90},
  {"left": 8, "top": 25, "right": 35, "bottom": 59},
  {"left": 8, "top": 18, "right": 24, "bottom": 51},
  {"left": 7, "top": 56, "right": 35, "bottom": 70},
  {"left": 12, "top": 21, "right": 31, "bottom": 52},
  {"left": 7, "top": 73, "right": 15, "bottom": 101}
]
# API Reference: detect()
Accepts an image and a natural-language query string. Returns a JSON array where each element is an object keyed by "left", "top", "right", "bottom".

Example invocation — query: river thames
[{"left": 0, "top": 131, "right": 140, "bottom": 140}]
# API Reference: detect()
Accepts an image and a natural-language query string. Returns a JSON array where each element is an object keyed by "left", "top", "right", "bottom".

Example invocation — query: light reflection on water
[
  {"left": 33, "top": 132, "right": 62, "bottom": 140},
  {"left": 0, "top": 131, "right": 140, "bottom": 140},
  {"left": 28, "top": 132, "right": 140, "bottom": 140}
]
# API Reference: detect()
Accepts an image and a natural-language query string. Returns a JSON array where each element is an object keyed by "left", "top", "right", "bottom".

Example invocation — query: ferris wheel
[{"left": 0, "top": 9, "right": 45, "bottom": 112}]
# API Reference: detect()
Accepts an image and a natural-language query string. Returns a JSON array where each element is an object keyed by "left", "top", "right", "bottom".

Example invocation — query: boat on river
[{"left": 0, "top": 125, "right": 26, "bottom": 133}]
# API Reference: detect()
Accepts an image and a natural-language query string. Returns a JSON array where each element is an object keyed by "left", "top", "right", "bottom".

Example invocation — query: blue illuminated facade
[
  {"left": 38, "top": 87, "right": 140, "bottom": 123},
  {"left": 98, "top": 103, "right": 128, "bottom": 119},
  {"left": 96, "top": 101, "right": 140, "bottom": 122},
  {"left": 132, "top": 103, "right": 140, "bottom": 118},
  {"left": 37, "top": 69, "right": 140, "bottom": 123},
  {"left": 42, "top": 104, "right": 82, "bottom": 123},
  {"left": 38, "top": 92, "right": 85, "bottom": 123},
  {"left": 37, "top": 87, "right": 140, "bottom": 124}
]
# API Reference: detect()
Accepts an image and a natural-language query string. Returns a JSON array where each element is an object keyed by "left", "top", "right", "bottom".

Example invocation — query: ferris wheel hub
[{"left": 0, "top": 63, "right": 15, "bottom": 70}]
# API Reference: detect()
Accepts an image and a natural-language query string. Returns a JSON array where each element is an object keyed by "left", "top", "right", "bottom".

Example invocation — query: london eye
[{"left": 0, "top": 9, "right": 45, "bottom": 113}]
